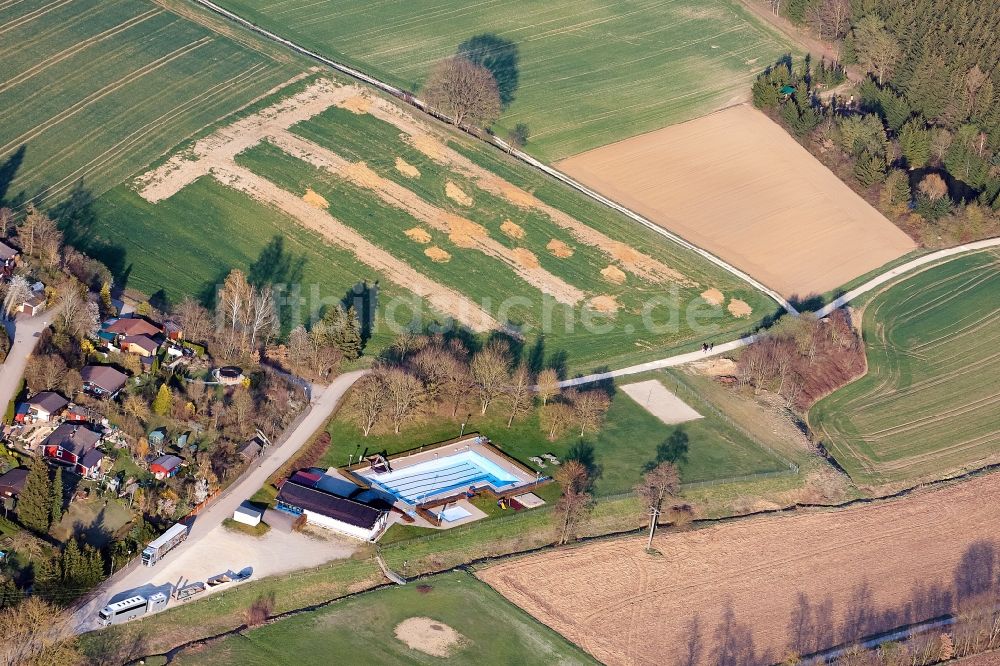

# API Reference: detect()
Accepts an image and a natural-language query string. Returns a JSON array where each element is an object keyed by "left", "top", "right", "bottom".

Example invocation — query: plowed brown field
[
  {"left": 557, "top": 105, "right": 917, "bottom": 299},
  {"left": 480, "top": 472, "right": 1000, "bottom": 665}
]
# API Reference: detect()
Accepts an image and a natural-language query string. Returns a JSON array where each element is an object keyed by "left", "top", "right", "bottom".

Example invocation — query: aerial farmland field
[
  {"left": 211, "top": 0, "right": 794, "bottom": 160},
  {"left": 481, "top": 470, "right": 1000, "bottom": 665},
  {"left": 0, "top": 0, "right": 302, "bottom": 205},
  {"left": 810, "top": 251, "right": 1000, "bottom": 487},
  {"left": 96, "top": 74, "right": 775, "bottom": 371}
]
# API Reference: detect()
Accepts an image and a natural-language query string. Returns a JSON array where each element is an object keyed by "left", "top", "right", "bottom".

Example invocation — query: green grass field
[
  {"left": 810, "top": 251, "right": 1000, "bottom": 486},
  {"left": 212, "top": 0, "right": 792, "bottom": 161},
  {"left": 0, "top": 0, "right": 302, "bottom": 205},
  {"left": 324, "top": 370, "right": 786, "bottom": 496},
  {"left": 90, "top": 73, "right": 772, "bottom": 372},
  {"left": 171, "top": 571, "right": 595, "bottom": 665}
]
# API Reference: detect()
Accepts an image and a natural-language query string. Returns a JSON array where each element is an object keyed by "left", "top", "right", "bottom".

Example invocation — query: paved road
[
  {"left": 0, "top": 313, "right": 52, "bottom": 410},
  {"left": 71, "top": 369, "right": 367, "bottom": 632},
  {"left": 562, "top": 239, "right": 1000, "bottom": 387}
]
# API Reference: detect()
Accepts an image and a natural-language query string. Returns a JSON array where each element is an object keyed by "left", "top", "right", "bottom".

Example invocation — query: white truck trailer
[
  {"left": 97, "top": 592, "right": 168, "bottom": 626},
  {"left": 141, "top": 522, "right": 189, "bottom": 566}
]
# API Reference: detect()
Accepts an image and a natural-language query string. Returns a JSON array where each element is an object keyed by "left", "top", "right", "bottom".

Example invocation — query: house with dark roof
[
  {"left": 103, "top": 317, "right": 161, "bottom": 337},
  {"left": 121, "top": 334, "right": 159, "bottom": 357},
  {"left": 0, "top": 240, "right": 18, "bottom": 275},
  {"left": 81, "top": 365, "right": 127, "bottom": 398},
  {"left": 77, "top": 449, "right": 104, "bottom": 480},
  {"left": 237, "top": 434, "right": 267, "bottom": 462},
  {"left": 0, "top": 468, "right": 28, "bottom": 499},
  {"left": 19, "top": 391, "right": 69, "bottom": 423},
  {"left": 150, "top": 455, "right": 183, "bottom": 479},
  {"left": 42, "top": 423, "right": 102, "bottom": 473},
  {"left": 276, "top": 480, "right": 389, "bottom": 541}
]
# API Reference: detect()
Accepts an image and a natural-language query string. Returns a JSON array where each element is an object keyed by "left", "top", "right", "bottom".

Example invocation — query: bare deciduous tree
[
  {"left": 553, "top": 460, "right": 592, "bottom": 545},
  {"left": 423, "top": 56, "right": 502, "bottom": 128},
  {"left": 541, "top": 401, "right": 574, "bottom": 440},
  {"left": 352, "top": 372, "right": 387, "bottom": 437},
  {"left": 536, "top": 368, "right": 560, "bottom": 406},
  {"left": 506, "top": 363, "right": 533, "bottom": 427},
  {"left": 174, "top": 296, "right": 214, "bottom": 345},
  {"left": 570, "top": 389, "right": 611, "bottom": 436},
  {"left": 0, "top": 596, "right": 81, "bottom": 665},
  {"left": 634, "top": 462, "right": 680, "bottom": 549},
  {"left": 382, "top": 367, "right": 424, "bottom": 434},
  {"left": 1, "top": 275, "right": 31, "bottom": 318},
  {"left": 470, "top": 339, "right": 510, "bottom": 415}
]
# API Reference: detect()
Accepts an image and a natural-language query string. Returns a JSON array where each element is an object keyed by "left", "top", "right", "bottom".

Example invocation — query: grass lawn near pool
[
  {"left": 211, "top": 0, "right": 792, "bottom": 161},
  {"left": 323, "top": 371, "right": 786, "bottom": 497},
  {"left": 171, "top": 571, "right": 596, "bottom": 665}
]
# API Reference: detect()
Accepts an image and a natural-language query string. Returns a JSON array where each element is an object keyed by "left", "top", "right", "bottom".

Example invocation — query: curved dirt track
[{"left": 480, "top": 471, "right": 1000, "bottom": 666}]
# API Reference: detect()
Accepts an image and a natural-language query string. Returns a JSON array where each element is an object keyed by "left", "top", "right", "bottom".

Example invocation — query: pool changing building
[{"left": 275, "top": 479, "right": 389, "bottom": 541}]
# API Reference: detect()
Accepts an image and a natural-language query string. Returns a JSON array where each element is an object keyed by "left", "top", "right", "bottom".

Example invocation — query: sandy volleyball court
[
  {"left": 480, "top": 471, "right": 1000, "bottom": 665},
  {"left": 621, "top": 379, "right": 703, "bottom": 425},
  {"left": 557, "top": 105, "right": 917, "bottom": 298}
]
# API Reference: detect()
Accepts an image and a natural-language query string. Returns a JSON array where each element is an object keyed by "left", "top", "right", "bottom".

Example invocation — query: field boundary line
[{"left": 183, "top": 0, "right": 796, "bottom": 314}]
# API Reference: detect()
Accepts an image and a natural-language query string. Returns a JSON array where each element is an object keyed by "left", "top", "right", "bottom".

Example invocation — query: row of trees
[
  {"left": 347, "top": 334, "right": 610, "bottom": 439},
  {"left": 736, "top": 310, "right": 864, "bottom": 411}
]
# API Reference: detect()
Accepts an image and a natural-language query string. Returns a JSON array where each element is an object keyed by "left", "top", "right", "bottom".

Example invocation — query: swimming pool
[{"left": 359, "top": 450, "right": 522, "bottom": 505}]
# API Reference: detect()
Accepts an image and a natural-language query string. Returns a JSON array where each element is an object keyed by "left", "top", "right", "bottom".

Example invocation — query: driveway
[
  {"left": 0, "top": 312, "right": 52, "bottom": 410},
  {"left": 71, "top": 369, "right": 367, "bottom": 632}
]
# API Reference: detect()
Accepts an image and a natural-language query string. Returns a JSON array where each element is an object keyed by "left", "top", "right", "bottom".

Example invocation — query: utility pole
[{"left": 646, "top": 506, "right": 660, "bottom": 550}]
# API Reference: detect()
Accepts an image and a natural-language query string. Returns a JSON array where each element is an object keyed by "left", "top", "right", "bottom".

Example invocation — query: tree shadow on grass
[{"left": 457, "top": 34, "right": 520, "bottom": 108}]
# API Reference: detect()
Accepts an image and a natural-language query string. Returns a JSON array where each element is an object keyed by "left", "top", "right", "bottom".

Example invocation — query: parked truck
[
  {"left": 141, "top": 522, "right": 189, "bottom": 566},
  {"left": 97, "top": 592, "right": 168, "bottom": 626}
]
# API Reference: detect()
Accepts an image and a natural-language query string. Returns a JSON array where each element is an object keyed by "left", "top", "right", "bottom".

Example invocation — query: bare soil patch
[
  {"left": 588, "top": 295, "right": 619, "bottom": 314},
  {"left": 700, "top": 288, "right": 724, "bottom": 305},
  {"left": 394, "top": 617, "right": 464, "bottom": 657},
  {"left": 556, "top": 105, "right": 916, "bottom": 298},
  {"left": 424, "top": 246, "right": 451, "bottom": 263},
  {"left": 601, "top": 265, "right": 626, "bottom": 284},
  {"left": 340, "top": 94, "right": 370, "bottom": 114},
  {"left": 512, "top": 248, "right": 540, "bottom": 269},
  {"left": 405, "top": 227, "right": 431, "bottom": 244},
  {"left": 547, "top": 239, "right": 574, "bottom": 258},
  {"left": 302, "top": 187, "right": 328, "bottom": 208},
  {"left": 395, "top": 157, "right": 420, "bottom": 178},
  {"left": 445, "top": 181, "right": 473, "bottom": 206},
  {"left": 480, "top": 471, "right": 1000, "bottom": 666},
  {"left": 501, "top": 219, "right": 525, "bottom": 240},
  {"left": 727, "top": 298, "right": 753, "bottom": 318}
]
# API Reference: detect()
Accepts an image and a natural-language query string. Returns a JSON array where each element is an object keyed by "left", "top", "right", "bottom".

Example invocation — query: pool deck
[{"left": 345, "top": 435, "right": 542, "bottom": 509}]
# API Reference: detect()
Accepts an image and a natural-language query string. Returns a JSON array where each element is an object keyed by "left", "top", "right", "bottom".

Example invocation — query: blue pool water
[{"left": 361, "top": 450, "right": 522, "bottom": 505}]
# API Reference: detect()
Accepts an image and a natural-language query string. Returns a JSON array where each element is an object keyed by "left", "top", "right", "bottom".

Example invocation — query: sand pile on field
[
  {"left": 409, "top": 133, "right": 447, "bottom": 161},
  {"left": 302, "top": 188, "right": 328, "bottom": 208},
  {"left": 501, "top": 219, "right": 525, "bottom": 239},
  {"left": 405, "top": 227, "right": 431, "bottom": 244},
  {"left": 588, "top": 295, "right": 619, "bottom": 313},
  {"left": 446, "top": 181, "right": 473, "bottom": 206},
  {"left": 547, "top": 239, "right": 574, "bottom": 258},
  {"left": 513, "top": 248, "right": 540, "bottom": 269},
  {"left": 601, "top": 265, "right": 626, "bottom": 284},
  {"left": 340, "top": 95, "right": 370, "bottom": 114},
  {"left": 394, "top": 617, "right": 464, "bottom": 657},
  {"left": 446, "top": 213, "right": 488, "bottom": 248},
  {"left": 700, "top": 288, "right": 724, "bottom": 305},
  {"left": 343, "top": 161, "right": 382, "bottom": 189},
  {"left": 728, "top": 299, "right": 753, "bottom": 318},
  {"left": 497, "top": 180, "right": 539, "bottom": 207},
  {"left": 425, "top": 246, "right": 451, "bottom": 263},
  {"left": 395, "top": 157, "right": 420, "bottom": 178}
]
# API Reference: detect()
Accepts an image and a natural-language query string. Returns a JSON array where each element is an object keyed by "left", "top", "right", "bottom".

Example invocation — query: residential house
[
  {"left": 150, "top": 455, "right": 182, "bottom": 480},
  {"left": 0, "top": 468, "right": 28, "bottom": 501},
  {"left": 0, "top": 240, "right": 18, "bottom": 275},
  {"left": 275, "top": 480, "right": 389, "bottom": 541},
  {"left": 163, "top": 320, "right": 183, "bottom": 341},
  {"left": 103, "top": 317, "right": 161, "bottom": 338},
  {"left": 18, "top": 391, "right": 69, "bottom": 423},
  {"left": 81, "top": 365, "right": 127, "bottom": 398},
  {"left": 42, "top": 423, "right": 102, "bottom": 474},
  {"left": 121, "top": 334, "right": 159, "bottom": 357},
  {"left": 77, "top": 449, "right": 104, "bottom": 480},
  {"left": 20, "top": 293, "right": 45, "bottom": 316},
  {"left": 236, "top": 434, "right": 267, "bottom": 463}
]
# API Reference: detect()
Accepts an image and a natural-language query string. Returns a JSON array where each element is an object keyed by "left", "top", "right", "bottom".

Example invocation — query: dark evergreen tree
[
  {"left": 17, "top": 457, "right": 52, "bottom": 534},
  {"left": 50, "top": 466, "right": 63, "bottom": 527}
]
